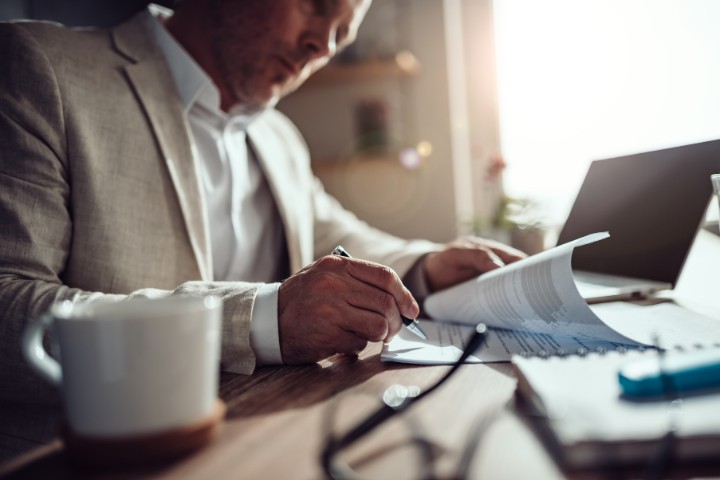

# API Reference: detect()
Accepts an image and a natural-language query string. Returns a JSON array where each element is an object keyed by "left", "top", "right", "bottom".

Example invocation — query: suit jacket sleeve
[{"left": 0, "top": 24, "right": 260, "bottom": 404}]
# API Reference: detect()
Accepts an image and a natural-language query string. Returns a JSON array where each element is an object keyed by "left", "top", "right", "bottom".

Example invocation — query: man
[{"left": 0, "top": 0, "right": 523, "bottom": 448}]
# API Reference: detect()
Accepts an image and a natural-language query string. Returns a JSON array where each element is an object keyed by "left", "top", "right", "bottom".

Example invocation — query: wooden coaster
[{"left": 62, "top": 399, "right": 226, "bottom": 469}]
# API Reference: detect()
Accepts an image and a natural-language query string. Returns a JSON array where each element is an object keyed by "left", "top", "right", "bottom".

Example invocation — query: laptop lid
[{"left": 556, "top": 139, "right": 720, "bottom": 288}]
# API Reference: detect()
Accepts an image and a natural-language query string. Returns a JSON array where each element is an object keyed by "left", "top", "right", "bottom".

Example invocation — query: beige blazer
[{"left": 0, "top": 13, "right": 439, "bottom": 403}]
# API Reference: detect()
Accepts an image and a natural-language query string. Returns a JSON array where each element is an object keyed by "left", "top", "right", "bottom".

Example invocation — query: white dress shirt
[{"left": 147, "top": 5, "right": 284, "bottom": 364}]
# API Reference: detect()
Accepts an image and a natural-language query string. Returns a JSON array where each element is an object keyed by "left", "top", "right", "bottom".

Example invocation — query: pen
[{"left": 331, "top": 245, "right": 428, "bottom": 340}]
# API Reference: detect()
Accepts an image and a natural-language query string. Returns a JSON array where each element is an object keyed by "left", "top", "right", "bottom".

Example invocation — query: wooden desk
[{"left": 2, "top": 230, "right": 719, "bottom": 479}]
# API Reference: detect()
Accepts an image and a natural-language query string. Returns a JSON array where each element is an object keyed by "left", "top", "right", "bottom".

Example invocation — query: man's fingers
[
  {"left": 490, "top": 245, "right": 526, "bottom": 264},
  {"left": 474, "top": 247, "right": 506, "bottom": 271},
  {"left": 337, "top": 307, "right": 391, "bottom": 342},
  {"left": 468, "top": 237, "right": 527, "bottom": 263},
  {"left": 443, "top": 245, "right": 504, "bottom": 273},
  {"left": 454, "top": 237, "right": 527, "bottom": 270},
  {"left": 278, "top": 255, "right": 421, "bottom": 364},
  {"left": 278, "top": 312, "right": 368, "bottom": 363},
  {"left": 333, "top": 330, "right": 369, "bottom": 356},
  {"left": 342, "top": 258, "right": 420, "bottom": 319},
  {"left": 423, "top": 235, "right": 531, "bottom": 293}
]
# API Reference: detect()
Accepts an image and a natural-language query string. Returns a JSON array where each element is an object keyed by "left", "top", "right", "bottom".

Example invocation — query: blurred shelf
[
  {"left": 302, "top": 51, "right": 421, "bottom": 89},
  {"left": 312, "top": 152, "right": 398, "bottom": 170}
]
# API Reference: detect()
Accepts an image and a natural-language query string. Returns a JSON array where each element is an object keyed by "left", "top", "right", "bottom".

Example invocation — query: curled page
[{"left": 423, "top": 232, "right": 637, "bottom": 345}]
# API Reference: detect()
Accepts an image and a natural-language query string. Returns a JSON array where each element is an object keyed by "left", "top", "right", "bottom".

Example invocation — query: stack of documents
[{"left": 381, "top": 232, "right": 720, "bottom": 364}]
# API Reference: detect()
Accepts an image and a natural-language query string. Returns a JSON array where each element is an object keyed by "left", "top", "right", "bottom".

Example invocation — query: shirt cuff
[
  {"left": 249, "top": 282, "right": 284, "bottom": 365},
  {"left": 402, "top": 254, "right": 431, "bottom": 301}
]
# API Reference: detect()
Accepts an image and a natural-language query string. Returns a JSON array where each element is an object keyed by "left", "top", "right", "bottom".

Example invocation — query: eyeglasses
[{"left": 321, "top": 323, "right": 489, "bottom": 479}]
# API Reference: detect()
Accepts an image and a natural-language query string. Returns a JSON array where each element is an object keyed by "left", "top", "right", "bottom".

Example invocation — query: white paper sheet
[
  {"left": 591, "top": 301, "right": 720, "bottom": 348},
  {"left": 382, "top": 300, "right": 720, "bottom": 365},
  {"left": 381, "top": 320, "right": 637, "bottom": 365},
  {"left": 382, "top": 232, "right": 720, "bottom": 365},
  {"left": 423, "top": 232, "right": 637, "bottom": 345}
]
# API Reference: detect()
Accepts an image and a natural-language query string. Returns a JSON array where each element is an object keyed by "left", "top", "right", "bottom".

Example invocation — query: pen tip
[{"left": 410, "top": 322, "right": 428, "bottom": 340}]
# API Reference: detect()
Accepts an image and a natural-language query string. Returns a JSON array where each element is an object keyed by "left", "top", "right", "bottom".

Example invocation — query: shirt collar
[
  {"left": 145, "top": 5, "right": 265, "bottom": 130},
  {"left": 145, "top": 4, "right": 221, "bottom": 114}
]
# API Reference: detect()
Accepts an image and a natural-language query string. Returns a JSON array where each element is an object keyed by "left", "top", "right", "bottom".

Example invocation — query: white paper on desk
[
  {"left": 591, "top": 301, "right": 720, "bottom": 348},
  {"left": 381, "top": 320, "right": 633, "bottom": 365},
  {"left": 383, "top": 303, "right": 720, "bottom": 364},
  {"left": 424, "top": 232, "right": 638, "bottom": 345},
  {"left": 384, "top": 232, "right": 720, "bottom": 365}
]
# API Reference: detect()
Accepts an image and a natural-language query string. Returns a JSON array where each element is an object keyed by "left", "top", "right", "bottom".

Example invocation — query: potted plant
[{"left": 494, "top": 196, "right": 547, "bottom": 255}]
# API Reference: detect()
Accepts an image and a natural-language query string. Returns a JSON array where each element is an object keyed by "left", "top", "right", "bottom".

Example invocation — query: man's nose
[{"left": 301, "top": 23, "right": 337, "bottom": 61}]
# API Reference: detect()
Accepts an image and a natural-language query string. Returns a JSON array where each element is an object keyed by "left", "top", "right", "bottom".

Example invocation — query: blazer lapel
[{"left": 112, "top": 13, "right": 212, "bottom": 281}]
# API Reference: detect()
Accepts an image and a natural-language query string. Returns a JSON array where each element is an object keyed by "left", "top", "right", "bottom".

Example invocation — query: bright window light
[{"left": 493, "top": 0, "right": 720, "bottom": 225}]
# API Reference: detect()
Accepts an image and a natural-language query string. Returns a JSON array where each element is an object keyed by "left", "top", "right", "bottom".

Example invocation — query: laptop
[{"left": 556, "top": 139, "right": 720, "bottom": 303}]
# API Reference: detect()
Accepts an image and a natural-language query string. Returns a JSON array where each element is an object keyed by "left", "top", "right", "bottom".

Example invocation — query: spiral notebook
[{"left": 513, "top": 349, "right": 720, "bottom": 469}]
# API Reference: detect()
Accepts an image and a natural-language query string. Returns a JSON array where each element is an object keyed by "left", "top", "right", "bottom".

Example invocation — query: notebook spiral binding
[{"left": 514, "top": 341, "right": 720, "bottom": 361}]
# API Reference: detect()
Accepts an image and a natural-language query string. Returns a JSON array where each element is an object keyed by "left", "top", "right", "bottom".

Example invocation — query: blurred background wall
[
  {"left": 4, "top": 0, "right": 717, "bottom": 248},
  {"left": 278, "top": 0, "right": 501, "bottom": 244}
]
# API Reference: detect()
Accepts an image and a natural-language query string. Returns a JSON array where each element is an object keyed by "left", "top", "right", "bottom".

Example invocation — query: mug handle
[{"left": 22, "top": 312, "right": 62, "bottom": 385}]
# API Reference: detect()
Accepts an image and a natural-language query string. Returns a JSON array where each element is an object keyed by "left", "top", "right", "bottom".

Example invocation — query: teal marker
[{"left": 619, "top": 348, "right": 720, "bottom": 398}]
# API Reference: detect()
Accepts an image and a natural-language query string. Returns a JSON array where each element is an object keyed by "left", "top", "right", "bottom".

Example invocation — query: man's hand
[
  {"left": 278, "top": 255, "right": 419, "bottom": 364},
  {"left": 423, "top": 237, "right": 527, "bottom": 293}
]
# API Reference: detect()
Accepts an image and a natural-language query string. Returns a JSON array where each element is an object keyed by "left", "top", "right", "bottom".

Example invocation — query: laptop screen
[{"left": 556, "top": 139, "right": 720, "bottom": 286}]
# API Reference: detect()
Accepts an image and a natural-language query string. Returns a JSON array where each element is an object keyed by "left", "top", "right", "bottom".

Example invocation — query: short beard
[{"left": 209, "top": 0, "right": 269, "bottom": 114}]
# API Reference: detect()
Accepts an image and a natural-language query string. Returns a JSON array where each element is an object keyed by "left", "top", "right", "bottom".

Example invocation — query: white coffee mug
[{"left": 22, "top": 296, "right": 222, "bottom": 438}]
